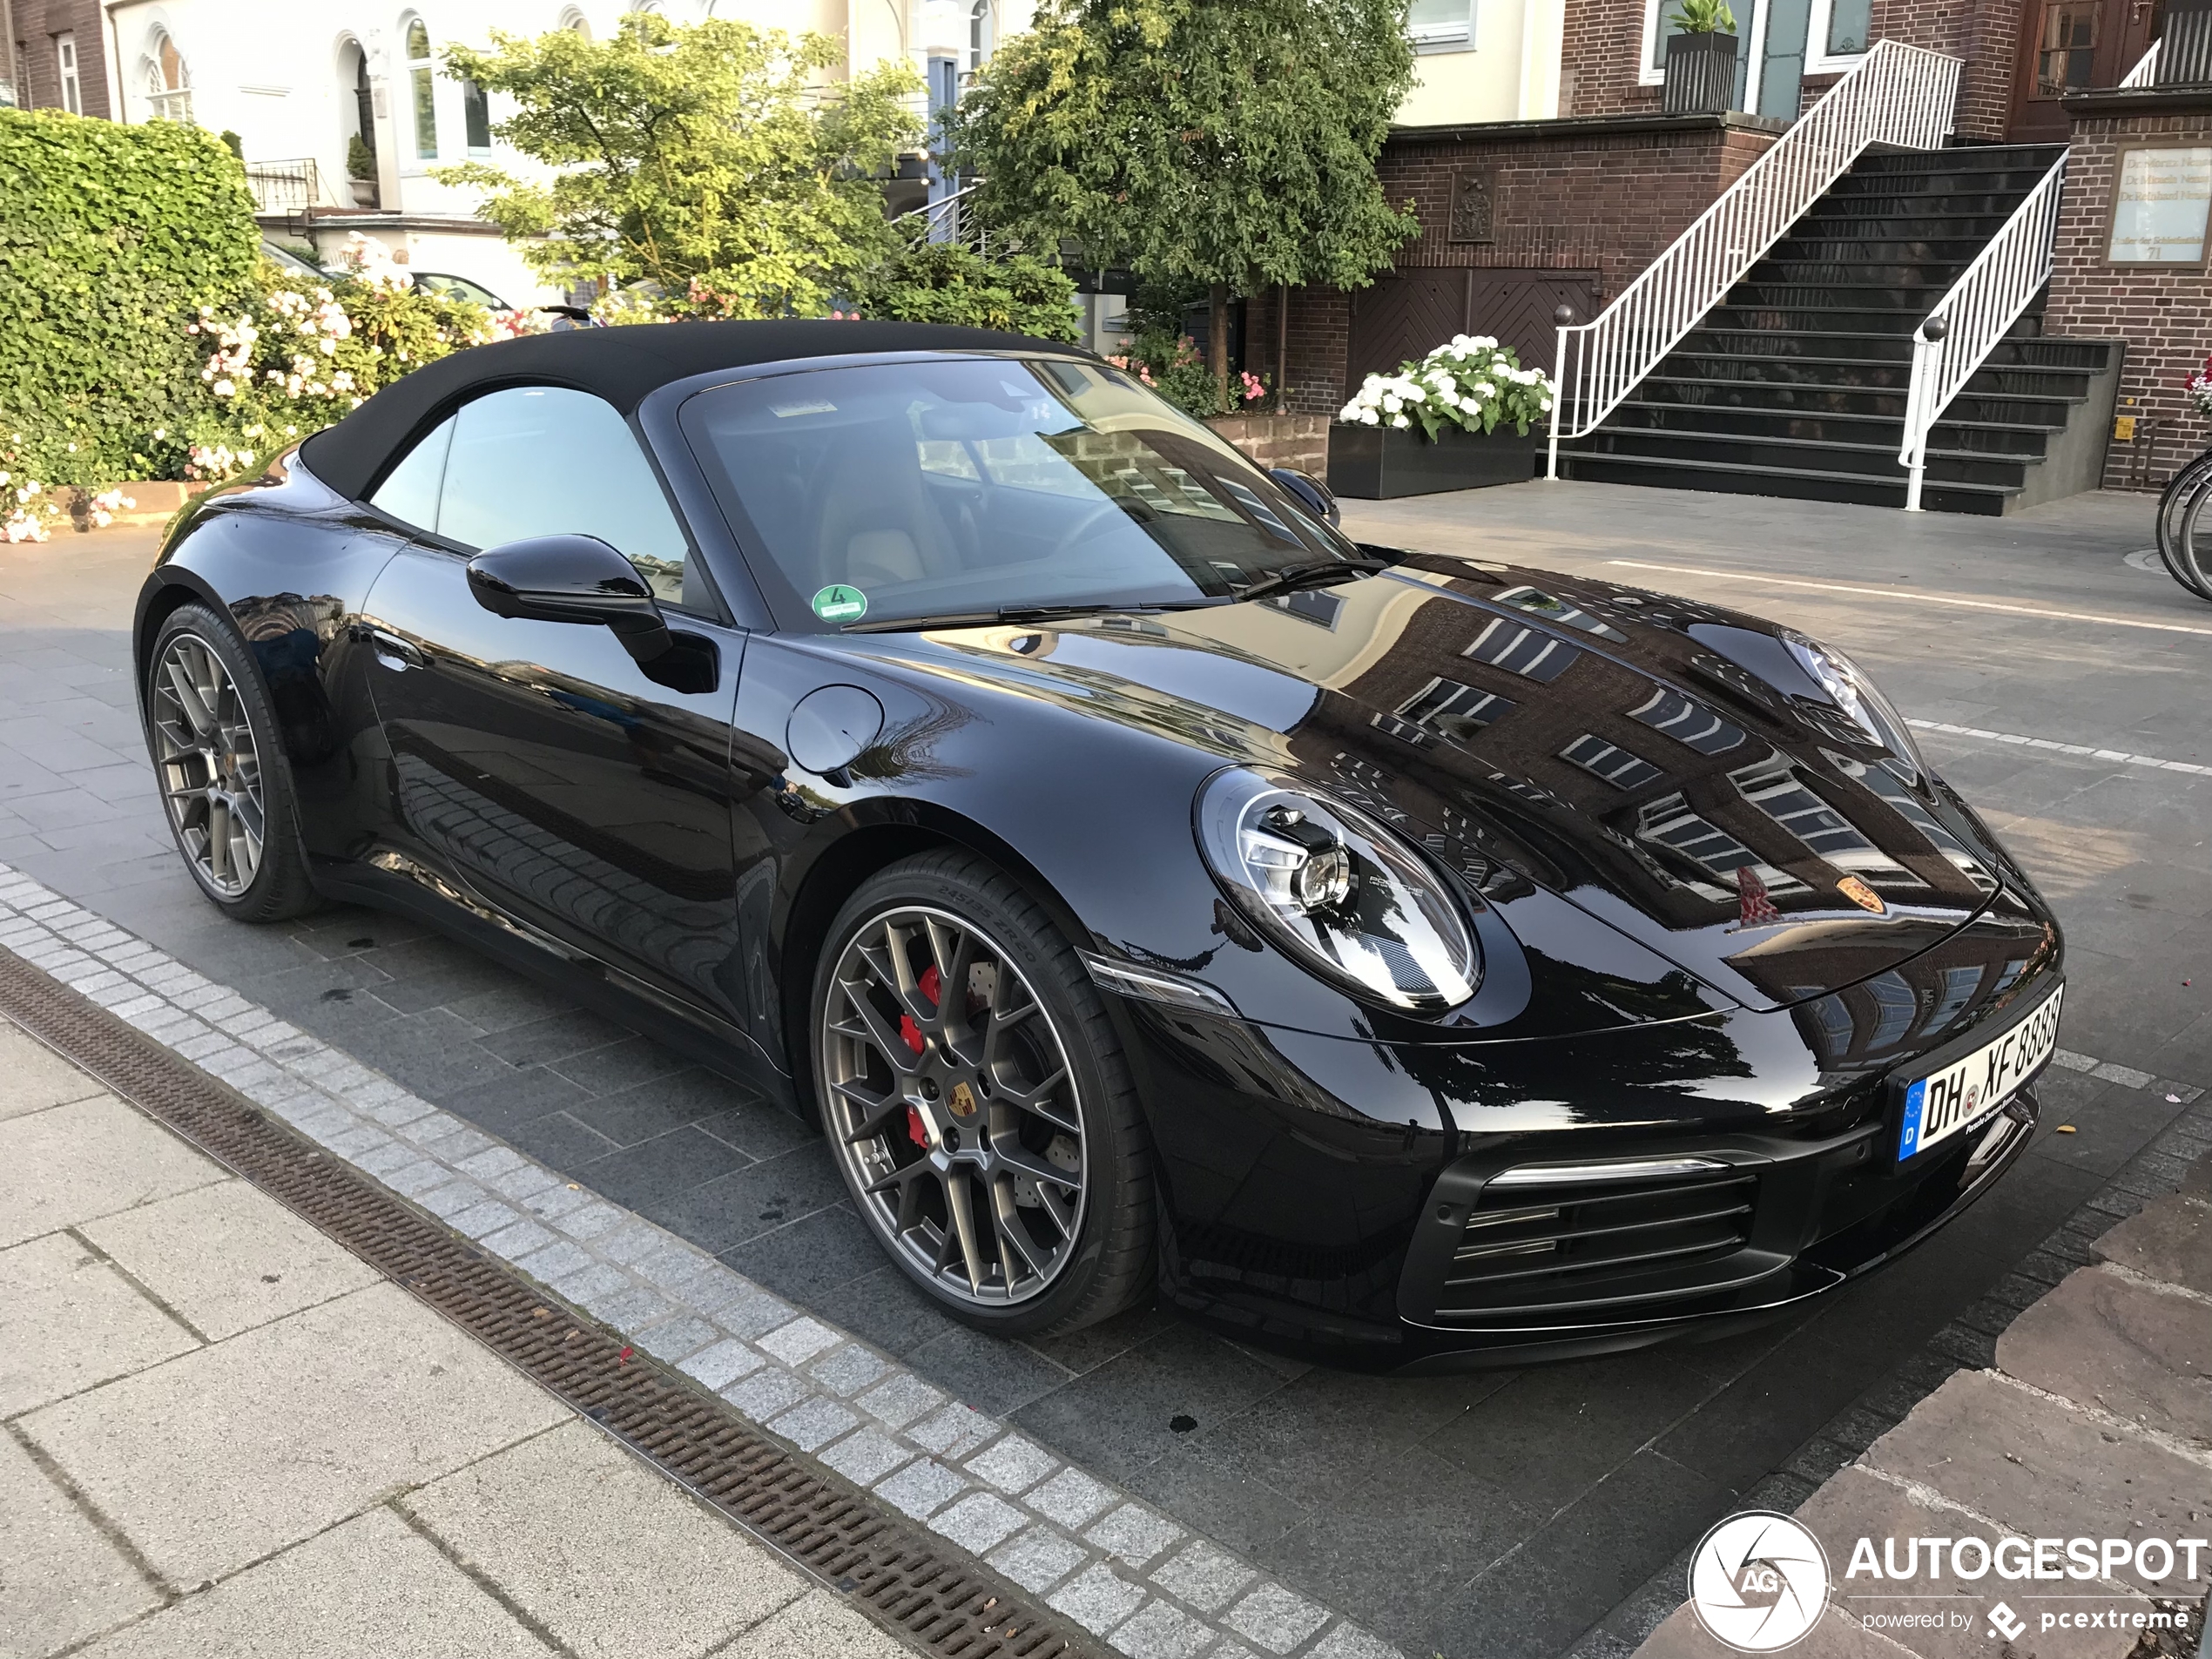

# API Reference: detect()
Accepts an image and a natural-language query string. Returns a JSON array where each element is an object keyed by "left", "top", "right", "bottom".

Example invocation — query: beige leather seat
[{"left": 813, "top": 423, "right": 952, "bottom": 591}]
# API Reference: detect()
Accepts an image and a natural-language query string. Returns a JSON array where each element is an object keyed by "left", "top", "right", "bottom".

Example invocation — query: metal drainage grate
[{"left": 0, "top": 945, "right": 1103, "bottom": 1659}]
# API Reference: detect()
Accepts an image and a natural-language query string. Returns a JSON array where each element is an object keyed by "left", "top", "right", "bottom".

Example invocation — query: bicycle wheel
[{"left": 2155, "top": 448, "right": 2212, "bottom": 601}]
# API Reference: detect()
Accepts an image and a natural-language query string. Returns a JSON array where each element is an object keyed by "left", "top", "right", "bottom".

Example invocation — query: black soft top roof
[{"left": 296, "top": 318, "right": 1077, "bottom": 501}]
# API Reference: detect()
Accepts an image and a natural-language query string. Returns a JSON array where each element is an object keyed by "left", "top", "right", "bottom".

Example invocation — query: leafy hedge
[
  {"left": 0, "top": 111, "right": 260, "bottom": 483},
  {"left": 846, "top": 241, "right": 1079, "bottom": 342}
]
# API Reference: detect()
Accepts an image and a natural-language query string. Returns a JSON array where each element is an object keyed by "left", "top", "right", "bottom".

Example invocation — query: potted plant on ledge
[
  {"left": 1328, "top": 335, "right": 1554, "bottom": 499},
  {"left": 1662, "top": 0, "right": 1740, "bottom": 117}
]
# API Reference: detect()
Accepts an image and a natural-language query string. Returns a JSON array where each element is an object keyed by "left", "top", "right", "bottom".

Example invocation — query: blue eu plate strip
[{"left": 1898, "top": 1078, "right": 1926, "bottom": 1160}]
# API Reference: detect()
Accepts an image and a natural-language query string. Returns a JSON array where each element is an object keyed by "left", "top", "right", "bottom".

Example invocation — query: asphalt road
[{"left": 0, "top": 479, "right": 2200, "bottom": 1659}]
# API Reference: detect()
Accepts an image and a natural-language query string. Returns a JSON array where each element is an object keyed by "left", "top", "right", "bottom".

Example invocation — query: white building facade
[{"left": 99, "top": 0, "right": 1554, "bottom": 309}]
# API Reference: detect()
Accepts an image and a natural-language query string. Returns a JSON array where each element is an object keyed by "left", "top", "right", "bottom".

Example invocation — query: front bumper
[{"left": 1122, "top": 967, "right": 2059, "bottom": 1372}]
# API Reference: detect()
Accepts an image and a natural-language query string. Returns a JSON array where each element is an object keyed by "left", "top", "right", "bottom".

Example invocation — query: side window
[
  {"left": 435, "top": 386, "right": 695, "bottom": 608},
  {"left": 368, "top": 415, "right": 454, "bottom": 531}
]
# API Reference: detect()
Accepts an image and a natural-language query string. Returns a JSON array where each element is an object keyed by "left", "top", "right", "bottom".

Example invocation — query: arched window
[
  {"left": 968, "top": 0, "right": 994, "bottom": 72},
  {"left": 405, "top": 19, "right": 435, "bottom": 160},
  {"left": 143, "top": 30, "right": 192, "bottom": 123},
  {"left": 558, "top": 7, "right": 592, "bottom": 37}
]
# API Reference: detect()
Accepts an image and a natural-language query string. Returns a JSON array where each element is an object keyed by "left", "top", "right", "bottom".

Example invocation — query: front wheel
[{"left": 811, "top": 850, "right": 1155, "bottom": 1337}]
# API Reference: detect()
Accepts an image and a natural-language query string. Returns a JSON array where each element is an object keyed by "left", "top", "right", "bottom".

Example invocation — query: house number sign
[{"left": 2107, "top": 146, "right": 2212, "bottom": 264}]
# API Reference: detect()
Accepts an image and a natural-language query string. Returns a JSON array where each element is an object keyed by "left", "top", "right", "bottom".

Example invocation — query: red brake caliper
[{"left": 902, "top": 966, "right": 941, "bottom": 1148}]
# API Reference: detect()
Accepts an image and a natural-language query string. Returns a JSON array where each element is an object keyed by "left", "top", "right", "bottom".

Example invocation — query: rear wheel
[
  {"left": 144, "top": 604, "right": 320, "bottom": 921},
  {"left": 811, "top": 850, "right": 1154, "bottom": 1336}
]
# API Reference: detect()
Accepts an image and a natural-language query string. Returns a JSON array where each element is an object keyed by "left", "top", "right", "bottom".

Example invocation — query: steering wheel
[{"left": 1048, "top": 499, "right": 1128, "bottom": 559}]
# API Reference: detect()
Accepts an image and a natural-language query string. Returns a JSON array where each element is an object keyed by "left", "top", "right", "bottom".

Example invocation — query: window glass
[
  {"left": 435, "top": 387, "right": 693, "bottom": 607},
  {"left": 407, "top": 20, "right": 436, "bottom": 159},
  {"left": 368, "top": 415, "right": 453, "bottom": 531},
  {"left": 1824, "top": 0, "right": 1871, "bottom": 55},
  {"left": 1408, "top": 0, "right": 1473, "bottom": 39},
  {"left": 462, "top": 78, "right": 491, "bottom": 150},
  {"left": 679, "top": 357, "right": 1354, "bottom": 633}
]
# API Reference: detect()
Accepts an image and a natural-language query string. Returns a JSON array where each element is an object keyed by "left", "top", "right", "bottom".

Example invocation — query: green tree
[
  {"left": 439, "top": 13, "right": 922, "bottom": 320},
  {"left": 952, "top": 0, "right": 1419, "bottom": 404}
]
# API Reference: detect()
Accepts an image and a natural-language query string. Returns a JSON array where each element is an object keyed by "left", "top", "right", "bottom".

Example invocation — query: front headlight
[
  {"left": 1782, "top": 631, "right": 1925, "bottom": 776},
  {"left": 1196, "top": 768, "right": 1480, "bottom": 1012}
]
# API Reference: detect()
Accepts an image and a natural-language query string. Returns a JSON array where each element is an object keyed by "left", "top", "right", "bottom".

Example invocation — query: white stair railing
[
  {"left": 1545, "top": 38, "right": 1963, "bottom": 479},
  {"left": 2119, "top": 39, "right": 2161, "bottom": 85},
  {"left": 1896, "top": 152, "right": 2067, "bottom": 510},
  {"left": 899, "top": 182, "right": 990, "bottom": 253}
]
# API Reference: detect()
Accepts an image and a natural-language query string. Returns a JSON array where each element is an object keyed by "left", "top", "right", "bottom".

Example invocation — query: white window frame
[
  {"left": 56, "top": 32, "right": 81, "bottom": 115},
  {"left": 968, "top": 0, "right": 995, "bottom": 74},
  {"left": 1803, "top": 0, "right": 1870, "bottom": 76},
  {"left": 1408, "top": 0, "right": 1476, "bottom": 54},
  {"left": 402, "top": 15, "right": 436, "bottom": 169},
  {"left": 141, "top": 29, "right": 192, "bottom": 124}
]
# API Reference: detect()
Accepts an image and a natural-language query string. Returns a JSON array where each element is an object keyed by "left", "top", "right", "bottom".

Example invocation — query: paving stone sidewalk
[
  {"left": 1630, "top": 1110, "right": 2212, "bottom": 1658},
  {"left": 0, "top": 1014, "right": 921, "bottom": 1659},
  {"left": 0, "top": 864, "right": 1401, "bottom": 1659}
]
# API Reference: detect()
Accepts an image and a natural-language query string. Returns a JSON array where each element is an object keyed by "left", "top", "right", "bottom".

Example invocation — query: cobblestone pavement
[
  {"left": 0, "top": 1015, "right": 921, "bottom": 1659},
  {"left": 2, "top": 482, "right": 2205, "bottom": 1657}
]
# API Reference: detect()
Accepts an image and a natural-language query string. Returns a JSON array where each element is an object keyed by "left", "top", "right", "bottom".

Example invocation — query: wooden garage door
[{"left": 1345, "top": 270, "right": 1599, "bottom": 394}]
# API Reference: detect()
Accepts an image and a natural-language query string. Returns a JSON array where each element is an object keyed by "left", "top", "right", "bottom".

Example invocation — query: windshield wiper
[
  {"left": 841, "top": 600, "right": 1218, "bottom": 634},
  {"left": 1231, "top": 557, "right": 1389, "bottom": 605}
]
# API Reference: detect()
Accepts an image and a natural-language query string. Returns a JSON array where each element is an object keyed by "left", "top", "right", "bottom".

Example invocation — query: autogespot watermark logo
[
  {"left": 1688, "top": 1513, "right": 1832, "bottom": 1652},
  {"left": 1688, "top": 1512, "right": 2210, "bottom": 1651}
]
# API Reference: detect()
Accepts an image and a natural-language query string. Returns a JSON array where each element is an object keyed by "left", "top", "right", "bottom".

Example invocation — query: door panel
[
  {"left": 360, "top": 544, "right": 747, "bottom": 1016},
  {"left": 2009, "top": 0, "right": 2155, "bottom": 140}
]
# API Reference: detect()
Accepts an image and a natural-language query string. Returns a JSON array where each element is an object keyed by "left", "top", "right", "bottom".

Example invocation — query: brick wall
[
  {"left": 1558, "top": 0, "right": 2015, "bottom": 138},
  {"left": 9, "top": 0, "right": 110, "bottom": 119},
  {"left": 1262, "top": 117, "right": 1779, "bottom": 413},
  {"left": 2045, "top": 97, "right": 2212, "bottom": 489},
  {"left": 1203, "top": 414, "right": 1331, "bottom": 475}
]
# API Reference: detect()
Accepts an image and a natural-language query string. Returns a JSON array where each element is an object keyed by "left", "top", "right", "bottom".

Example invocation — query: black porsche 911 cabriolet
[{"left": 135, "top": 320, "right": 2063, "bottom": 1370}]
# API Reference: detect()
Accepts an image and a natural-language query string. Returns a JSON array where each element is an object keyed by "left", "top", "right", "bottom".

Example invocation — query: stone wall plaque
[
  {"left": 2107, "top": 146, "right": 2212, "bottom": 265},
  {"left": 1447, "top": 170, "right": 1497, "bottom": 245}
]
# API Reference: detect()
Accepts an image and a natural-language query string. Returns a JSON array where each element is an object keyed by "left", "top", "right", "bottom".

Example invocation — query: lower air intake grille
[{"left": 1438, "top": 1167, "right": 1759, "bottom": 1313}]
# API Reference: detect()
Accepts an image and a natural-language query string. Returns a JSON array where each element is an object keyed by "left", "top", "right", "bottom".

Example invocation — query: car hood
[{"left": 890, "top": 555, "right": 2037, "bottom": 1014}]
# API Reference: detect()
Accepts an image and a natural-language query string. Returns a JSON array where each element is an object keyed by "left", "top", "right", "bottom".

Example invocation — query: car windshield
[{"left": 678, "top": 355, "right": 1357, "bottom": 632}]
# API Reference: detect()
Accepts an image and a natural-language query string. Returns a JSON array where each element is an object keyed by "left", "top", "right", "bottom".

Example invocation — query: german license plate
[{"left": 1897, "top": 985, "right": 2063, "bottom": 1163}]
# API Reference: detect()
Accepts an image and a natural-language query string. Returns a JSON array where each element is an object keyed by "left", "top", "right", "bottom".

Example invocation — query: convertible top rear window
[{"left": 678, "top": 356, "right": 1350, "bottom": 631}]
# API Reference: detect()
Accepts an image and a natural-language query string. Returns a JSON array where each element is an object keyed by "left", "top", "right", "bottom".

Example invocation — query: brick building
[
  {"left": 1268, "top": 0, "right": 2209, "bottom": 506},
  {"left": 3, "top": 0, "right": 108, "bottom": 118}
]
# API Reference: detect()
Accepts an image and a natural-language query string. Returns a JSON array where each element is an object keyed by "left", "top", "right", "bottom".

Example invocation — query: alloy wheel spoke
[
  {"left": 994, "top": 1064, "right": 1077, "bottom": 1135},
  {"left": 834, "top": 978, "right": 921, "bottom": 1076},
  {"left": 992, "top": 1140, "right": 1081, "bottom": 1191},
  {"left": 833, "top": 1077, "right": 906, "bottom": 1144},
  {"left": 165, "top": 656, "right": 216, "bottom": 736},
  {"left": 942, "top": 1169, "right": 987, "bottom": 1295},
  {"left": 991, "top": 1175, "right": 1047, "bottom": 1280}
]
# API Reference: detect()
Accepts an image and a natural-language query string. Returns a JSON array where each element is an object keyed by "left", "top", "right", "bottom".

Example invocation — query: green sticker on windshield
[{"left": 812, "top": 583, "right": 868, "bottom": 624}]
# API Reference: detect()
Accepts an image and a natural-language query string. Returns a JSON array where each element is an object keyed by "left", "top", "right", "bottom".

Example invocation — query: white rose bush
[
  {"left": 179, "top": 234, "right": 496, "bottom": 483},
  {"left": 1339, "top": 334, "right": 1555, "bottom": 442}
]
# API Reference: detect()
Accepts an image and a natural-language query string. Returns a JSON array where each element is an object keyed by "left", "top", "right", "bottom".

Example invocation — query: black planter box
[
  {"left": 1326, "top": 423, "right": 1541, "bottom": 499},
  {"left": 1663, "top": 30, "right": 1740, "bottom": 115}
]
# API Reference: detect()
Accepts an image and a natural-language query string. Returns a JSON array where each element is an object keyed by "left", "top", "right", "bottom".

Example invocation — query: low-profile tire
[
  {"left": 143, "top": 603, "right": 321, "bottom": 922},
  {"left": 811, "top": 848, "right": 1155, "bottom": 1337}
]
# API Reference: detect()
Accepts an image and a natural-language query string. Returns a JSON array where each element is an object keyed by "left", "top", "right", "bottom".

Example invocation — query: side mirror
[
  {"left": 1269, "top": 467, "right": 1340, "bottom": 528},
  {"left": 467, "top": 534, "right": 674, "bottom": 666}
]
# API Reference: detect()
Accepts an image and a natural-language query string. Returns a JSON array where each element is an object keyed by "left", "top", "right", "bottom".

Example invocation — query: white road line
[
  {"left": 1604, "top": 559, "right": 2212, "bottom": 639},
  {"left": 1905, "top": 718, "right": 2212, "bottom": 778}
]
